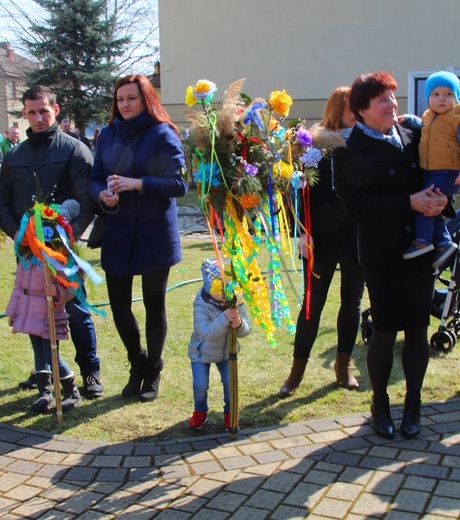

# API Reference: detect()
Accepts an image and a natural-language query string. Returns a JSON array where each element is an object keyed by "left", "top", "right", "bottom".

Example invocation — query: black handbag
[
  {"left": 86, "top": 132, "right": 144, "bottom": 249},
  {"left": 87, "top": 213, "right": 105, "bottom": 249}
]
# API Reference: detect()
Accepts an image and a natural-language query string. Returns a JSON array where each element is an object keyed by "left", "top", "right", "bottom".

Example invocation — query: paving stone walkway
[{"left": 0, "top": 398, "right": 459, "bottom": 519}]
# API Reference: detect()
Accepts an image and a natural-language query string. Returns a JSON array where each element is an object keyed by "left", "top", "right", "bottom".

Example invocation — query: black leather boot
[
  {"left": 400, "top": 398, "right": 421, "bottom": 439},
  {"left": 370, "top": 394, "right": 395, "bottom": 439},
  {"left": 30, "top": 372, "right": 55, "bottom": 413},
  {"left": 18, "top": 369, "right": 38, "bottom": 390},
  {"left": 139, "top": 358, "right": 164, "bottom": 403},
  {"left": 122, "top": 350, "right": 147, "bottom": 398},
  {"left": 60, "top": 374, "right": 82, "bottom": 411}
]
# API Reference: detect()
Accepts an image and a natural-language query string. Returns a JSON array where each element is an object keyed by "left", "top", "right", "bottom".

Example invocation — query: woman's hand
[
  {"left": 99, "top": 190, "right": 119, "bottom": 207},
  {"left": 107, "top": 174, "right": 143, "bottom": 194},
  {"left": 410, "top": 184, "right": 448, "bottom": 217}
]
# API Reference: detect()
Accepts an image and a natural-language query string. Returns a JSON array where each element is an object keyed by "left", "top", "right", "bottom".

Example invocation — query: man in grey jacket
[{"left": 0, "top": 85, "right": 103, "bottom": 398}]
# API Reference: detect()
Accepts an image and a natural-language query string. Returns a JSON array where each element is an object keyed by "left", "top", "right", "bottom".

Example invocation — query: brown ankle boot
[
  {"left": 278, "top": 358, "right": 308, "bottom": 398},
  {"left": 334, "top": 352, "right": 359, "bottom": 390}
]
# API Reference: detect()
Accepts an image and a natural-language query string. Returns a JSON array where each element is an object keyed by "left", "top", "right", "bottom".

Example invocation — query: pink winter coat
[{"left": 5, "top": 262, "right": 73, "bottom": 340}]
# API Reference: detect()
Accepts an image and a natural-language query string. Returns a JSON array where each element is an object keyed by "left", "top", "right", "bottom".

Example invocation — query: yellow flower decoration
[
  {"left": 36, "top": 202, "right": 58, "bottom": 220},
  {"left": 185, "top": 85, "right": 197, "bottom": 107},
  {"left": 269, "top": 118, "right": 279, "bottom": 132},
  {"left": 210, "top": 278, "right": 224, "bottom": 297},
  {"left": 275, "top": 160, "right": 294, "bottom": 179},
  {"left": 269, "top": 89, "right": 293, "bottom": 117}
]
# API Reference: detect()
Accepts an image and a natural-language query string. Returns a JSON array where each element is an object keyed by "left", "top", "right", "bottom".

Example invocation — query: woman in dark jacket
[
  {"left": 279, "top": 86, "right": 365, "bottom": 398},
  {"left": 333, "top": 72, "right": 447, "bottom": 439},
  {"left": 89, "top": 75, "right": 188, "bottom": 402}
]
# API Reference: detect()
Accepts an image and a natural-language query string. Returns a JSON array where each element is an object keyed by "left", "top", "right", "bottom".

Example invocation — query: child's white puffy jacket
[{"left": 188, "top": 290, "right": 252, "bottom": 364}]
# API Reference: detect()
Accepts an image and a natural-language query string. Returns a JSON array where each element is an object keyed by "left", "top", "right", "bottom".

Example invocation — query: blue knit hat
[
  {"left": 425, "top": 71, "right": 460, "bottom": 102},
  {"left": 201, "top": 258, "right": 223, "bottom": 294}
]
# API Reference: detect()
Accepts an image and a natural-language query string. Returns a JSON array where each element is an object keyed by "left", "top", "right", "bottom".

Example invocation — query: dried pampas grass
[
  {"left": 308, "top": 123, "right": 346, "bottom": 152},
  {"left": 216, "top": 78, "right": 246, "bottom": 149}
]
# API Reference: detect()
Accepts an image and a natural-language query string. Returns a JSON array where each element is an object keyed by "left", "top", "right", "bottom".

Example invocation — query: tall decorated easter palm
[
  {"left": 14, "top": 200, "right": 103, "bottom": 422},
  {"left": 183, "top": 79, "right": 323, "bottom": 437}
]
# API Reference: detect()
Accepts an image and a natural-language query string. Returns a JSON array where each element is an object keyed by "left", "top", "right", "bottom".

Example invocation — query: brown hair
[
  {"left": 109, "top": 75, "right": 179, "bottom": 134},
  {"left": 349, "top": 72, "right": 398, "bottom": 123},
  {"left": 319, "top": 86, "right": 351, "bottom": 131},
  {"left": 22, "top": 85, "right": 57, "bottom": 106}
]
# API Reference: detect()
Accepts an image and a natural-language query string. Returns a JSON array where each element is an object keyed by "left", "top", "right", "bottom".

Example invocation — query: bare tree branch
[{"left": 0, "top": 0, "right": 159, "bottom": 74}]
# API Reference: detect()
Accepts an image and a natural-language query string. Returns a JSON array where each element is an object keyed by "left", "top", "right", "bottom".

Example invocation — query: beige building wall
[
  {"left": 0, "top": 43, "right": 38, "bottom": 141},
  {"left": 0, "top": 82, "right": 28, "bottom": 139},
  {"left": 159, "top": 0, "right": 460, "bottom": 127}
]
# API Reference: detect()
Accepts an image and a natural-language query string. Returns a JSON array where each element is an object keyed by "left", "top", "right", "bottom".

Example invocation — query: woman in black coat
[{"left": 333, "top": 72, "right": 448, "bottom": 439}]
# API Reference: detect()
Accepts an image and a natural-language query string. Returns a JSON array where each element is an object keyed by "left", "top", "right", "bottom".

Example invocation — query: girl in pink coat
[{"left": 6, "top": 200, "right": 84, "bottom": 413}]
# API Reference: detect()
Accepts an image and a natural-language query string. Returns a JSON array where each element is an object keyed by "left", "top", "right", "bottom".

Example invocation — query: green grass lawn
[{"left": 0, "top": 232, "right": 459, "bottom": 443}]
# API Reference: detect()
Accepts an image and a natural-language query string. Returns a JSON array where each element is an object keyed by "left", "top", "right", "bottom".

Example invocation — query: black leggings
[
  {"left": 294, "top": 255, "right": 364, "bottom": 359},
  {"left": 367, "top": 327, "right": 430, "bottom": 402},
  {"left": 105, "top": 268, "right": 170, "bottom": 363}
]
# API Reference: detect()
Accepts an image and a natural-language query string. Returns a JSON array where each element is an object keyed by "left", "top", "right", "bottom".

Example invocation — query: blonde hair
[{"left": 319, "top": 86, "right": 351, "bottom": 131}]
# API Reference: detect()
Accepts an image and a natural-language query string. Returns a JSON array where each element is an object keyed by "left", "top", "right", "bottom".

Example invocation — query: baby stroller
[{"left": 361, "top": 209, "right": 460, "bottom": 354}]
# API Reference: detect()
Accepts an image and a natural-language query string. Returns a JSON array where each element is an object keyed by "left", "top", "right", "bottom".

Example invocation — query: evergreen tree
[{"left": 23, "top": 0, "right": 130, "bottom": 131}]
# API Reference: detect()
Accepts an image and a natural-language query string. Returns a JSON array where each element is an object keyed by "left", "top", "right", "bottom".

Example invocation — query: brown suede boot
[
  {"left": 334, "top": 352, "right": 359, "bottom": 390},
  {"left": 278, "top": 358, "right": 308, "bottom": 398}
]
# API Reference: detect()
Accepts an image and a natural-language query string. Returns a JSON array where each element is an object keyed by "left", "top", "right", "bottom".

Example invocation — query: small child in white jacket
[{"left": 187, "top": 258, "right": 252, "bottom": 431}]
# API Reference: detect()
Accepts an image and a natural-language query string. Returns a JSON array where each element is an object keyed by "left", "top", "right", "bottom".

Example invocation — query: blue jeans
[
  {"left": 415, "top": 170, "right": 459, "bottom": 246},
  {"left": 29, "top": 334, "right": 73, "bottom": 378},
  {"left": 66, "top": 294, "right": 100, "bottom": 378},
  {"left": 191, "top": 360, "right": 230, "bottom": 413}
]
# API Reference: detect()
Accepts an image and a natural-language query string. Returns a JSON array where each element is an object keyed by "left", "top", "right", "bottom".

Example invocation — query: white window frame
[{"left": 408, "top": 68, "right": 460, "bottom": 117}]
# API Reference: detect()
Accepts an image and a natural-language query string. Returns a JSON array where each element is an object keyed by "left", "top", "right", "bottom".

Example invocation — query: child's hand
[
  {"left": 44, "top": 283, "right": 57, "bottom": 298},
  {"left": 224, "top": 308, "right": 243, "bottom": 328},
  {"left": 455, "top": 174, "right": 460, "bottom": 186}
]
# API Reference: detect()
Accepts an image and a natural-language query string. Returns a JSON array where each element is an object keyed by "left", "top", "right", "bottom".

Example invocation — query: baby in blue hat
[
  {"left": 404, "top": 70, "right": 460, "bottom": 267},
  {"left": 187, "top": 258, "right": 252, "bottom": 432}
]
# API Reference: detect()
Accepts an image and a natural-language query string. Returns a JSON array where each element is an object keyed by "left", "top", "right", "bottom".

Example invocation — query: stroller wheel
[
  {"left": 430, "top": 329, "right": 456, "bottom": 353},
  {"left": 448, "top": 318, "right": 460, "bottom": 337},
  {"left": 361, "top": 309, "right": 373, "bottom": 345}
]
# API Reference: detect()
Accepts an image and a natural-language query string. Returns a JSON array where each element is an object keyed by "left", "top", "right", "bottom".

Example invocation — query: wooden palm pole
[
  {"left": 228, "top": 295, "right": 239, "bottom": 439},
  {"left": 44, "top": 267, "right": 63, "bottom": 423}
]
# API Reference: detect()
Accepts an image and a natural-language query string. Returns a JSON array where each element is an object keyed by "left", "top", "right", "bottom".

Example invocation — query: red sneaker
[
  {"left": 224, "top": 412, "right": 239, "bottom": 432},
  {"left": 188, "top": 411, "right": 208, "bottom": 430}
]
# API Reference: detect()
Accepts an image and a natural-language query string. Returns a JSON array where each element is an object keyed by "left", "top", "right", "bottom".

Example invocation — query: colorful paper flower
[
  {"left": 244, "top": 163, "right": 258, "bottom": 177},
  {"left": 300, "top": 147, "right": 323, "bottom": 169},
  {"left": 269, "top": 90, "right": 293, "bottom": 117},
  {"left": 290, "top": 171, "right": 304, "bottom": 190},
  {"left": 276, "top": 160, "right": 294, "bottom": 179},
  {"left": 185, "top": 86, "right": 197, "bottom": 107},
  {"left": 244, "top": 102, "right": 268, "bottom": 130},
  {"left": 238, "top": 192, "right": 260, "bottom": 209},
  {"left": 43, "top": 226, "right": 54, "bottom": 243},
  {"left": 193, "top": 79, "right": 217, "bottom": 101},
  {"left": 37, "top": 203, "right": 58, "bottom": 220},
  {"left": 194, "top": 161, "right": 222, "bottom": 187},
  {"left": 296, "top": 127, "right": 313, "bottom": 148}
]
